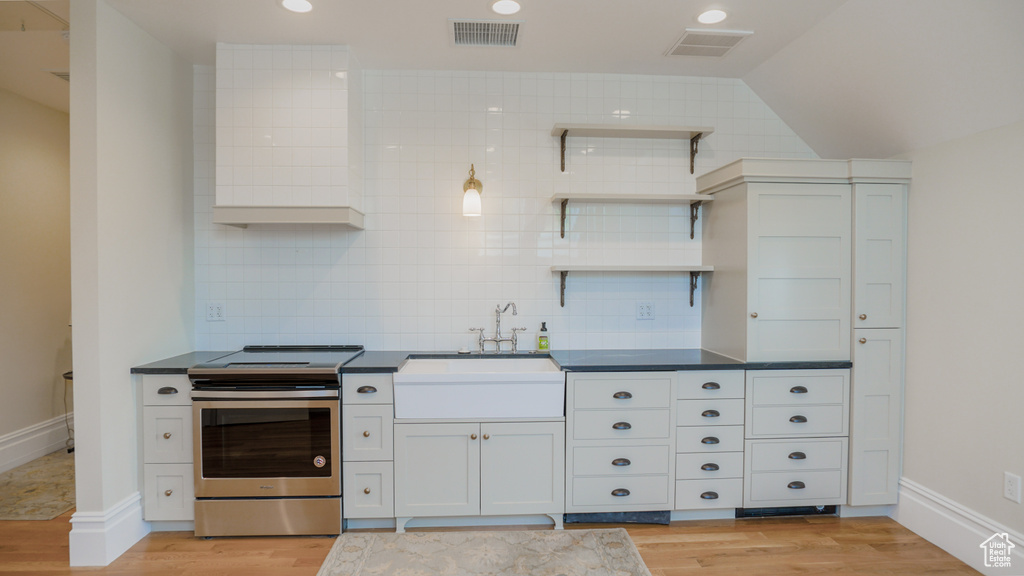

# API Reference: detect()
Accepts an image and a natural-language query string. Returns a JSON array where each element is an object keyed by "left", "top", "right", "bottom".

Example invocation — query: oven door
[{"left": 192, "top": 394, "right": 340, "bottom": 498}]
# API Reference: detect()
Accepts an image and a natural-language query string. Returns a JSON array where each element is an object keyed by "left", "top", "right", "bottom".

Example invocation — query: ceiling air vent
[
  {"left": 449, "top": 19, "right": 522, "bottom": 48},
  {"left": 666, "top": 28, "right": 752, "bottom": 57}
]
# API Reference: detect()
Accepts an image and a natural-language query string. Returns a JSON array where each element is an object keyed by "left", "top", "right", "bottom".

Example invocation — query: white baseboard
[
  {"left": 893, "top": 477, "right": 1024, "bottom": 575},
  {"left": 69, "top": 492, "right": 150, "bottom": 566},
  {"left": 0, "top": 413, "right": 74, "bottom": 473}
]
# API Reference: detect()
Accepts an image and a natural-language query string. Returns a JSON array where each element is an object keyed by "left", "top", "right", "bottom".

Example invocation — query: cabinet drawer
[
  {"left": 141, "top": 375, "right": 191, "bottom": 406},
  {"left": 748, "top": 405, "right": 847, "bottom": 437},
  {"left": 143, "top": 463, "right": 194, "bottom": 521},
  {"left": 676, "top": 452, "right": 743, "bottom": 480},
  {"left": 571, "top": 475, "right": 671, "bottom": 508},
  {"left": 573, "top": 410, "right": 671, "bottom": 440},
  {"left": 747, "top": 371, "right": 848, "bottom": 406},
  {"left": 342, "top": 404, "right": 394, "bottom": 462},
  {"left": 143, "top": 406, "right": 192, "bottom": 464},
  {"left": 342, "top": 374, "right": 394, "bottom": 405},
  {"left": 746, "top": 470, "right": 845, "bottom": 506},
  {"left": 573, "top": 377, "right": 672, "bottom": 410},
  {"left": 676, "top": 425, "right": 744, "bottom": 453},
  {"left": 676, "top": 399, "right": 745, "bottom": 427},
  {"left": 677, "top": 371, "right": 744, "bottom": 399},
  {"left": 747, "top": 438, "right": 847, "bottom": 472},
  {"left": 675, "top": 478, "right": 743, "bottom": 510},
  {"left": 573, "top": 445, "right": 670, "bottom": 476},
  {"left": 343, "top": 461, "right": 395, "bottom": 519}
]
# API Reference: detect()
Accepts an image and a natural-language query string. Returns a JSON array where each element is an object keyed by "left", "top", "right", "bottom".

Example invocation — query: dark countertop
[{"left": 131, "top": 349, "right": 852, "bottom": 375}]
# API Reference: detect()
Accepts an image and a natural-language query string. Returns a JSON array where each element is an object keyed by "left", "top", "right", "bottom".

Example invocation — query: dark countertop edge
[{"left": 130, "top": 351, "right": 235, "bottom": 374}]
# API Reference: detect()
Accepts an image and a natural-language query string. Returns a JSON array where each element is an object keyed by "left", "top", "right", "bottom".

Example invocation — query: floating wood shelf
[
  {"left": 551, "top": 193, "right": 712, "bottom": 239},
  {"left": 551, "top": 123, "right": 714, "bottom": 174},
  {"left": 212, "top": 206, "right": 365, "bottom": 229},
  {"left": 551, "top": 265, "right": 714, "bottom": 308}
]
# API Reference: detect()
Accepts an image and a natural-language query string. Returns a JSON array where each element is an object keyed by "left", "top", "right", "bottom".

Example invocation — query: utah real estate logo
[{"left": 980, "top": 533, "right": 1015, "bottom": 569}]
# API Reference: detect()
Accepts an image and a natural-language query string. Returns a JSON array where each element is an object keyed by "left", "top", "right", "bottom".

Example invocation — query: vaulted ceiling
[{"left": 2, "top": 0, "right": 1023, "bottom": 159}]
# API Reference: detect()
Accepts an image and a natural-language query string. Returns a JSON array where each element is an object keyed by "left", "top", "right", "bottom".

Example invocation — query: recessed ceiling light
[
  {"left": 697, "top": 9, "right": 727, "bottom": 24},
  {"left": 491, "top": 0, "right": 522, "bottom": 15},
  {"left": 281, "top": 0, "right": 313, "bottom": 13}
]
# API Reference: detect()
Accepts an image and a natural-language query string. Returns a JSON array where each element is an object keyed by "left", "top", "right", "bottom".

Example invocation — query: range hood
[{"left": 211, "top": 206, "right": 364, "bottom": 229}]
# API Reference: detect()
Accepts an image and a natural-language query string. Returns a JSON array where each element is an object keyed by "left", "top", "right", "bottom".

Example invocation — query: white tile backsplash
[{"left": 195, "top": 54, "right": 817, "bottom": 351}]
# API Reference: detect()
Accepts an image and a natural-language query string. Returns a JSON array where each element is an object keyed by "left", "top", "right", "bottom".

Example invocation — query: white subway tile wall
[{"left": 195, "top": 51, "right": 817, "bottom": 352}]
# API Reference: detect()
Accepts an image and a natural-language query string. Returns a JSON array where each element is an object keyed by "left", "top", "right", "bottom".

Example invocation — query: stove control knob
[{"left": 313, "top": 455, "right": 327, "bottom": 468}]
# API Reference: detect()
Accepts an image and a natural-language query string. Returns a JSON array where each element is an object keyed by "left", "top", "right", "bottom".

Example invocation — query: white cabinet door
[
  {"left": 394, "top": 423, "right": 480, "bottom": 517},
  {"left": 747, "top": 183, "right": 851, "bottom": 362},
  {"left": 480, "top": 422, "right": 564, "bottom": 516},
  {"left": 853, "top": 183, "right": 906, "bottom": 329},
  {"left": 849, "top": 329, "right": 904, "bottom": 506},
  {"left": 342, "top": 404, "right": 394, "bottom": 462}
]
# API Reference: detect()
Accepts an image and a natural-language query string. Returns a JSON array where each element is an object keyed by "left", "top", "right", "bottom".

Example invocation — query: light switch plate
[{"left": 1005, "top": 471, "right": 1022, "bottom": 504}]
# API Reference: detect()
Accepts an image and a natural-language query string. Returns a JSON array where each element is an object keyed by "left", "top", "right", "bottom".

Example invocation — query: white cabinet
[
  {"left": 393, "top": 421, "right": 564, "bottom": 530},
  {"left": 342, "top": 374, "right": 395, "bottom": 519},
  {"left": 139, "top": 375, "right": 194, "bottom": 522},
  {"left": 701, "top": 175, "right": 852, "bottom": 362},
  {"left": 853, "top": 183, "right": 906, "bottom": 330},
  {"left": 849, "top": 329, "right": 904, "bottom": 505},
  {"left": 566, "top": 372, "right": 675, "bottom": 513}
]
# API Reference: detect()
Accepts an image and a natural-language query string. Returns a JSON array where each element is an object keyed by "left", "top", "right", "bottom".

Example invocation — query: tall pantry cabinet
[{"left": 697, "top": 159, "right": 910, "bottom": 508}]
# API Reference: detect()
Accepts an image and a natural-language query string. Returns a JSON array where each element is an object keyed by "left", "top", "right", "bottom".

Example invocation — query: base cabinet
[
  {"left": 139, "top": 375, "right": 194, "bottom": 522},
  {"left": 342, "top": 374, "right": 395, "bottom": 519}
]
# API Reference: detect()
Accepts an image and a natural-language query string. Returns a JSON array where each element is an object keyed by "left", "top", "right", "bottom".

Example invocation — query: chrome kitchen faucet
[{"left": 470, "top": 302, "right": 527, "bottom": 353}]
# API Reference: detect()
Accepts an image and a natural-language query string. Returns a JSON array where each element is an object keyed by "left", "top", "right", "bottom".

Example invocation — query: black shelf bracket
[
  {"left": 689, "top": 201, "right": 703, "bottom": 240},
  {"left": 559, "top": 271, "right": 568, "bottom": 307},
  {"left": 559, "top": 199, "right": 568, "bottom": 238},
  {"left": 560, "top": 129, "right": 568, "bottom": 172},
  {"left": 689, "top": 132, "right": 703, "bottom": 174},
  {"left": 689, "top": 271, "right": 702, "bottom": 307}
]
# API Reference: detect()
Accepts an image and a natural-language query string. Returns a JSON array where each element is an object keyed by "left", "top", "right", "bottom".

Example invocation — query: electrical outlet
[
  {"left": 1005, "top": 472, "right": 1022, "bottom": 504},
  {"left": 206, "top": 302, "right": 225, "bottom": 322},
  {"left": 636, "top": 302, "right": 655, "bottom": 320}
]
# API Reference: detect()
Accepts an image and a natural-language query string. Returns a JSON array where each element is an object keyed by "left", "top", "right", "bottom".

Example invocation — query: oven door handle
[{"left": 190, "top": 390, "right": 339, "bottom": 400}]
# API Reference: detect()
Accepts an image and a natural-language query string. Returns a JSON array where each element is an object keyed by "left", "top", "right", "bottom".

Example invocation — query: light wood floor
[{"left": 0, "top": 511, "right": 980, "bottom": 575}]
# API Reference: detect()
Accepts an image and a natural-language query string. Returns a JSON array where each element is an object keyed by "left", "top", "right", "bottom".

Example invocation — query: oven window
[{"left": 199, "top": 407, "right": 332, "bottom": 478}]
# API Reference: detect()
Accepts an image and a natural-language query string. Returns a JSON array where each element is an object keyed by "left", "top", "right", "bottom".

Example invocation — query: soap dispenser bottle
[{"left": 538, "top": 322, "right": 549, "bottom": 351}]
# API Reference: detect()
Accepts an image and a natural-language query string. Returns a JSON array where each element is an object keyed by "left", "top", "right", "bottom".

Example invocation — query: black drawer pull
[
  {"left": 612, "top": 422, "right": 632, "bottom": 430},
  {"left": 157, "top": 386, "right": 178, "bottom": 395},
  {"left": 789, "top": 415, "right": 808, "bottom": 423},
  {"left": 701, "top": 463, "right": 720, "bottom": 471},
  {"left": 788, "top": 452, "right": 807, "bottom": 460},
  {"left": 790, "top": 386, "right": 808, "bottom": 394},
  {"left": 356, "top": 386, "right": 377, "bottom": 394},
  {"left": 611, "top": 458, "right": 631, "bottom": 467},
  {"left": 700, "top": 491, "right": 719, "bottom": 500},
  {"left": 701, "top": 436, "right": 720, "bottom": 445},
  {"left": 612, "top": 391, "right": 633, "bottom": 399},
  {"left": 701, "top": 409, "right": 720, "bottom": 418},
  {"left": 788, "top": 481, "right": 806, "bottom": 490},
  {"left": 702, "top": 382, "right": 720, "bottom": 390},
  {"left": 611, "top": 488, "right": 631, "bottom": 497}
]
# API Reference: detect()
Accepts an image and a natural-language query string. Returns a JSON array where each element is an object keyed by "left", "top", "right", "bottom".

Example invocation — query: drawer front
[
  {"left": 747, "top": 438, "right": 847, "bottom": 472},
  {"left": 141, "top": 375, "right": 191, "bottom": 406},
  {"left": 675, "top": 478, "right": 743, "bottom": 510},
  {"left": 573, "top": 445, "right": 671, "bottom": 476},
  {"left": 747, "top": 470, "right": 845, "bottom": 506},
  {"left": 572, "top": 377, "right": 672, "bottom": 410},
  {"left": 342, "top": 373, "right": 394, "bottom": 405},
  {"left": 677, "top": 371, "right": 745, "bottom": 400},
  {"left": 143, "top": 406, "right": 192, "bottom": 464},
  {"left": 675, "top": 425, "right": 744, "bottom": 453},
  {"left": 143, "top": 463, "right": 195, "bottom": 521},
  {"left": 747, "top": 370, "right": 848, "bottom": 406},
  {"left": 676, "top": 399, "right": 745, "bottom": 427},
  {"left": 675, "top": 452, "right": 744, "bottom": 480},
  {"left": 342, "top": 404, "right": 394, "bottom": 462},
  {"left": 573, "top": 410, "right": 671, "bottom": 440},
  {"left": 571, "top": 475, "right": 671, "bottom": 508},
  {"left": 748, "top": 405, "right": 847, "bottom": 437},
  {"left": 343, "top": 461, "right": 395, "bottom": 519}
]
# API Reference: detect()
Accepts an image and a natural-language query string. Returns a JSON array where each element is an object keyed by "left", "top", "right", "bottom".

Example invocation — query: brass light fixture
[{"left": 462, "top": 164, "right": 483, "bottom": 217}]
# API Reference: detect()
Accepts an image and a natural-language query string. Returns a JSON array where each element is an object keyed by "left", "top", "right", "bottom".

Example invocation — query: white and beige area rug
[
  {"left": 317, "top": 528, "right": 651, "bottom": 576},
  {"left": 0, "top": 449, "right": 75, "bottom": 520}
]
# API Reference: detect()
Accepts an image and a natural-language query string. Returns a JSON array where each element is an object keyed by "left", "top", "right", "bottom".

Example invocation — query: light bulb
[
  {"left": 491, "top": 0, "right": 521, "bottom": 15},
  {"left": 282, "top": 0, "right": 313, "bottom": 13},
  {"left": 697, "top": 9, "right": 727, "bottom": 24}
]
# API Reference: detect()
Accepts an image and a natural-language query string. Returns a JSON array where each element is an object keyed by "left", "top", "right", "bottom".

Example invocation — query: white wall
[
  {"left": 898, "top": 119, "right": 1024, "bottom": 550},
  {"left": 0, "top": 87, "right": 72, "bottom": 467},
  {"left": 195, "top": 63, "right": 817, "bottom": 351},
  {"left": 69, "top": 0, "right": 194, "bottom": 565}
]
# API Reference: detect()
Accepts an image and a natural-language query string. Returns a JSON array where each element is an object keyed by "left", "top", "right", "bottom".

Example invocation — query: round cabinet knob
[
  {"left": 164, "top": 489, "right": 173, "bottom": 497},
  {"left": 470, "top": 434, "right": 478, "bottom": 440},
  {"left": 859, "top": 314, "right": 867, "bottom": 320},
  {"left": 163, "top": 432, "right": 172, "bottom": 439},
  {"left": 483, "top": 434, "right": 490, "bottom": 440},
  {"left": 859, "top": 338, "right": 867, "bottom": 344},
  {"left": 363, "top": 487, "right": 371, "bottom": 495},
  {"left": 750, "top": 312, "right": 758, "bottom": 318},
  {"left": 362, "top": 430, "right": 371, "bottom": 437}
]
